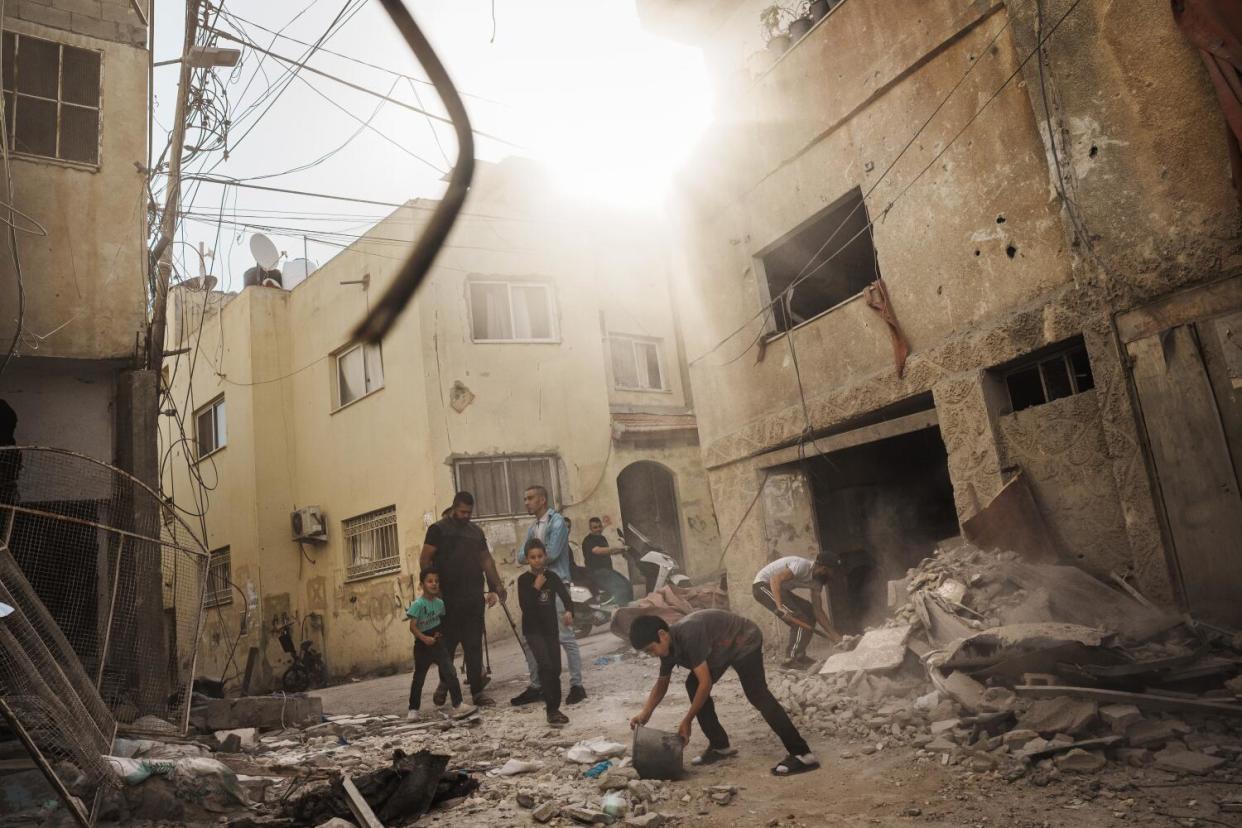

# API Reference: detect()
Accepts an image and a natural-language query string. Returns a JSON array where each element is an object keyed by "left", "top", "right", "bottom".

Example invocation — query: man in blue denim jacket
[{"left": 510, "top": 485, "right": 587, "bottom": 706}]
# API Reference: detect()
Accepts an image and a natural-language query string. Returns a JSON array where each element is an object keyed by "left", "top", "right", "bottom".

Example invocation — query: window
[
  {"left": 195, "top": 396, "right": 226, "bottom": 458},
  {"left": 3, "top": 32, "right": 101, "bottom": 165},
  {"left": 469, "top": 280, "right": 557, "bottom": 342},
  {"left": 610, "top": 335, "right": 666, "bottom": 391},
  {"left": 1001, "top": 339, "right": 1095, "bottom": 413},
  {"left": 205, "top": 547, "right": 232, "bottom": 608},
  {"left": 759, "top": 187, "right": 878, "bottom": 334},
  {"left": 343, "top": 506, "right": 400, "bottom": 581},
  {"left": 453, "top": 454, "right": 561, "bottom": 518},
  {"left": 335, "top": 342, "right": 384, "bottom": 408}
]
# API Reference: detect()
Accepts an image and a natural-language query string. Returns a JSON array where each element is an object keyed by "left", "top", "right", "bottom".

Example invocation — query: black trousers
[
  {"left": 752, "top": 581, "right": 815, "bottom": 659},
  {"left": 409, "top": 635, "right": 460, "bottom": 709},
  {"left": 525, "top": 632, "right": 562, "bottom": 714},
  {"left": 685, "top": 646, "right": 809, "bottom": 757},
  {"left": 439, "top": 598, "right": 486, "bottom": 699}
]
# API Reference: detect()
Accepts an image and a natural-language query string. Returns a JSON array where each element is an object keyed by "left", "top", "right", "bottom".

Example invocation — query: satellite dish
[
  {"left": 249, "top": 233, "right": 281, "bottom": 270},
  {"left": 281, "top": 258, "right": 318, "bottom": 289},
  {"left": 180, "top": 275, "right": 218, "bottom": 292}
]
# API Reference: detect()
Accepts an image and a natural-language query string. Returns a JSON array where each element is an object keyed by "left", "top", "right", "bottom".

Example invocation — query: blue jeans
[{"left": 524, "top": 596, "right": 582, "bottom": 689}]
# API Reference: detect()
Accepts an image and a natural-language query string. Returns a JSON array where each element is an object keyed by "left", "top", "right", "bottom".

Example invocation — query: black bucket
[{"left": 632, "top": 726, "right": 684, "bottom": 780}]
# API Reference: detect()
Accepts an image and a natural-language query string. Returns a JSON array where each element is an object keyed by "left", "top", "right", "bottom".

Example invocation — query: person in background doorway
[
  {"left": 752, "top": 551, "right": 840, "bottom": 669},
  {"left": 406, "top": 568, "right": 474, "bottom": 721},
  {"left": 582, "top": 517, "right": 633, "bottom": 605},
  {"left": 511, "top": 485, "right": 587, "bottom": 706},
  {"left": 517, "top": 538, "right": 573, "bottom": 725},
  {"left": 627, "top": 610, "right": 820, "bottom": 777},
  {"left": 421, "top": 491, "right": 506, "bottom": 707}
]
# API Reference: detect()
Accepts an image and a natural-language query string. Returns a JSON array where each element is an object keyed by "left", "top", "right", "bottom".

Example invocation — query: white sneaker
[
  {"left": 451, "top": 703, "right": 477, "bottom": 719},
  {"left": 406, "top": 709, "right": 422, "bottom": 722}
]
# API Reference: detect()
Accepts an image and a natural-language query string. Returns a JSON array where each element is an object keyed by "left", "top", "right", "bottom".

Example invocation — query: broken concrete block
[
  {"left": 564, "top": 806, "right": 614, "bottom": 824},
  {"left": 1100, "top": 705, "right": 1142, "bottom": 735},
  {"left": 1001, "top": 729, "right": 1039, "bottom": 749},
  {"left": 1153, "top": 748, "right": 1227, "bottom": 776},
  {"left": 926, "top": 736, "right": 958, "bottom": 753},
  {"left": 1126, "top": 719, "right": 1179, "bottom": 749},
  {"left": 626, "top": 815, "right": 666, "bottom": 828},
  {"left": 929, "top": 719, "right": 960, "bottom": 736},
  {"left": 204, "top": 696, "right": 323, "bottom": 731},
  {"left": 315, "top": 820, "right": 357, "bottom": 828},
  {"left": 936, "top": 579, "right": 968, "bottom": 604},
  {"left": 516, "top": 792, "right": 536, "bottom": 809},
  {"left": 940, "top": 671, "right": 987, "bottom": 712},
  {"left": 1055, "top": 749, "right": 1106, "bottom": 773},
  {"left": 1018, "top": 697, "right": 1098, "bottom": 737},
  {"left": 1021, "top": 672, "right": 1059, "bottom": 687},
  {"left": 980, "top": 687, "right": 1017, "bottom": 713},
  {"left": 820, "top": 625, "right": 912, "bottom": 675},
  {"left": 887, "top": 577, "right": 911, "bottom": 608},
  {"left": 532, "top": 802, "right": 559, "bottom": 823},
  {"left": 1114, "top": 747, "right": 1153, "bottom": 767},
  {"left": 914, "top": 690, "right": 940, "bottom": 711}
]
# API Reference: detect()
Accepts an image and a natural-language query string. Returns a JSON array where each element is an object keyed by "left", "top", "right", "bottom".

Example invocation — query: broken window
[
  {"left": 3, "top": 32, "right": 101, "bottom": 165},
  {"left": 195, "top": 396, "right": 226, "bottom": 458},
  {"left": 334, "top": 342, "right": 384, "bottom": 408},
  {"left": 1001, "top": 339, "right": 1095, "bottom": 413},
  {"left": 205, "top": 547, "right": 232, "bottom": 607},
  {"left": 453, "top": 454, "right": 561, "bottom": 518},
  {"left": 609, "top": 334, "right": 665, "bottom": 391},
  {"left": 759, "top": 187, "right": 879, "bottom": 334},
  {"left": 468, "top": 280, "right": 557, "bottom": 342},
  {"left": 343, "top": 505, "right": 400, "bottom": 581}
]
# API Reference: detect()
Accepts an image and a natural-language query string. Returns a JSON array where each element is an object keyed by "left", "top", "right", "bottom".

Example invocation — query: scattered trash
[
  {"left": 487, "top": 758, "right": 541, "bottom": 777},
  {"left": 584, "top": 759, "right": 614, "bottom": 779},
  {"left": 566, "top": 738, "right": 628, "bottom": 765}
]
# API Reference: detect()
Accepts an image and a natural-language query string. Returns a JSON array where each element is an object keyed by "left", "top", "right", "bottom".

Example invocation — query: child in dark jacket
[{"left": 517, "top": 538, "right": 573, "bottom": 725}]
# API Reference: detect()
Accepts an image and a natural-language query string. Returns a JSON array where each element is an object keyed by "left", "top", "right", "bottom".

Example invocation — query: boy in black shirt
[
  {"left": 627, "top": 610, "right": 819, "bottom": 776},
  {"left": 517, "top": 538, "right": 574, "bottom": 725}
]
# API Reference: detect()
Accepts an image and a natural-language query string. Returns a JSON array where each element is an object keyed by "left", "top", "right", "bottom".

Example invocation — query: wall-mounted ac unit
[{"left": 291, "top": 506, "right": 327, "bottom": 542}]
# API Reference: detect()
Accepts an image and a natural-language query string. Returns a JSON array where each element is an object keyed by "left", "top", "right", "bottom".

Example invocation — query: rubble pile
[{"left": 769, "top": 538, "right": 1242, "bottom": 794}]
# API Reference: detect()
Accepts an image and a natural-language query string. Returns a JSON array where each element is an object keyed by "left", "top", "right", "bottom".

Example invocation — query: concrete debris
[
  {"left": 532, "top": 801, "right": 560, "bottom": 823},
  {"left": 1153, "top": 748, "right": 1228, "bottom": 775},
  {"left": 625, "top": 813, "right": 666, "bottom": 828},
  {"left": 1125, "top": 719, "right": 1180, "bottom": 748},
  {"left": 820, "top": 625, "right": 913, "bottom": 675},
  {"left": 1054, "top": 748, "right": 1106, "bottom": 773},
  {"left": 1018, "top": 697, "right": 1099, "bottom": 736},
  {"left": 314, "top": 819, "right": 357, "bottom": 828},
  {"left": 1100, "top": 704, "right": 1143, "bottom": 734},
  {"left": 200, "top": 696, "right": 324, "bottom": 731}
]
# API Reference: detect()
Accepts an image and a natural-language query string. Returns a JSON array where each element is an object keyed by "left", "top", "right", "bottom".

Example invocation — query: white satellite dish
[
  {"left": 249, "top": 233, "right": 281, "bottom": 271},
  {"left": 281, "top": 257, "right": 318, "bottom": 289}
]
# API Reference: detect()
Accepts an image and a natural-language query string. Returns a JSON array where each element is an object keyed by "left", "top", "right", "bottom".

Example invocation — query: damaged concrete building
[
  {"left": 162, "top": 160, "right": 720, "bottom": 687},
  {"left": 637, "top": 0, "right": 1242, "bottom": 633}
]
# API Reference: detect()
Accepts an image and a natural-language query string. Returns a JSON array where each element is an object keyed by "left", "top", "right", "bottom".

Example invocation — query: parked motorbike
[
  {"left": 622, "top": 525, "right": 690, "bottom": 593},
  {"left": 570, "top": 582, "right": 610, "bottom": 639},
  {"left": 277, "top": 617, "right": 327, "bottom": 692}
]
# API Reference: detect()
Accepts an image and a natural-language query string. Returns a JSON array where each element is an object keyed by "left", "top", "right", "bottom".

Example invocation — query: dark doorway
[
  {"left": 617, "top": 461, "right": 684, "bottom": 578},
  {"left": 805, "top": 427, "right": 958, "bottom": 633}
]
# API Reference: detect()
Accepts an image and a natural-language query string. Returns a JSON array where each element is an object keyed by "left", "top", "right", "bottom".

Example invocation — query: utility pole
[{"left": 147, "top": 0, "right": 201, "bottom": 376}]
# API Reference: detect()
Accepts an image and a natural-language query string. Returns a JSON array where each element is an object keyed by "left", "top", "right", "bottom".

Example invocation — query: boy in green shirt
[{"left": 407, "top": 568, "right": 474, "bottom": 720}]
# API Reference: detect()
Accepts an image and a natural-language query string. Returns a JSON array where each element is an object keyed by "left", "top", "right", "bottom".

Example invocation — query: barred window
[
  {"left": 452, "top": 455, "right": 560, "bottom": 519},
  {"left": 3, "top": 32, "right": 102, "bottom": 165},
  {"left": 343, "top": 505, "right": 399, "bottom": 581},
  {"left": 205, "top": 547, "right": 232, "bottom": 608}
]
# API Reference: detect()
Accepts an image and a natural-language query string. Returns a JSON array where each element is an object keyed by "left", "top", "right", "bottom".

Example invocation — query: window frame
[
  {"left": 342, "top": 505, "right": 401, "bottom": 582},
  {"left": 608, "top": 333, "right": 669, "bottom": 392},
  {"left": 194, "top": 395, "right": 226, "bottom": 460},
  {"left": 332, "top": 341, "right": 385, "bottom": 411},
  {"left": 2, "top": 31, "right": 103, "bottom": 168},
  {"left": 451, "top": 454, "right": 563, "bottom": 519},
  {"left": 467, "top": 279, "right": 560, "bottom": 344},
  {"left": 999, "top": 339, "right": 1095, "bottom": 414},
  {"left": 205, "top": 546, "right": 232, "bottom": 608}
]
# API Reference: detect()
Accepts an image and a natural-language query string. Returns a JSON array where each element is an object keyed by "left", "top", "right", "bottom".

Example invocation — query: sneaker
[
  {"left": 510, "top": 686, "right": 543, "bottom": 706},
  {"left": 547, "top": 710, "right": 569, "bottom": 726},
  {"left": 691, "top": 746, "right": 738, "bottom": 766},
  {"left": 565, "top": 685, "right": 587, "bottom": 705},
  {"left": 432, "top": 684, "right": 448, "bottom": 707},
  {"left": 451, "top": 703, "right": 477, "bottom": 719},
  {"left": 406, "top": 709, "right": 422, "bottom": 722}
]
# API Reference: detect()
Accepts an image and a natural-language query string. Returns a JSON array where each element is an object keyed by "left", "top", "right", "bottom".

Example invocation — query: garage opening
[{"left": 804, "top": 426, "right": 958, "bottom": 634}]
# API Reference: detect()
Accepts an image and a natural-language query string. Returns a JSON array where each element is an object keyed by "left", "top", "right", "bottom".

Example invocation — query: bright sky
[{"left": 154, "top": 0, "right": 711, "bottom": 291}]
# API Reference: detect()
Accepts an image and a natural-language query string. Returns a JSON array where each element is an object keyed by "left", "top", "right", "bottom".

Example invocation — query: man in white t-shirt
[{"left": 752, "top": 551, "right": 840, "bottom": 669}]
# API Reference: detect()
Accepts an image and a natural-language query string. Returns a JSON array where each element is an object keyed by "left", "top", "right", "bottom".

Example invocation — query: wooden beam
[{"left": 341, "top": 774, "right": 384, "bottom": 828}]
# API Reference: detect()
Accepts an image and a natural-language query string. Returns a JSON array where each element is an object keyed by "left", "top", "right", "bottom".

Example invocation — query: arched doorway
[{"left": 616, "top": 461, "right": 684, "bottom": 578}]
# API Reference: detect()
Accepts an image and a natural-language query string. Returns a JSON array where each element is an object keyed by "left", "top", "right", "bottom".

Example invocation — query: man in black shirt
[
  {"left": 581, "top": 517, "right": 633, "bottom": 605},
  {"left": 420, "top": 491, "right": 506, "bottom": 707},
  {"left": 628, "top": 610, "right": 819, "bottom": 777},
  {"left": 517, "top": 538, "right": 573, "bottom": 725}
]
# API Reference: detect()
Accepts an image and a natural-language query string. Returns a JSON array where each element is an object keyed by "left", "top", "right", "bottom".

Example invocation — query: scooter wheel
[
  {"left": 282, "top": 664, "right": 310, "bottom": 693},
  {"left": 573, "top": 619, "right": 594, "bottom": 639}
]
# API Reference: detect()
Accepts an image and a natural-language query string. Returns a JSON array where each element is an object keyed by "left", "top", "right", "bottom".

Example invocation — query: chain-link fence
[{"left": 0, "top": 446, "right": 209, "bottom": 736}]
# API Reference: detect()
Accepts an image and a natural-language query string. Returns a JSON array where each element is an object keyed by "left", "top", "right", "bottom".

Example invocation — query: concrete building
[
  {"left": 637, "top": 0, "right": 1242, "bottom": 632},
  {"left": 0, "top": 1, "right": 152, "bottom": 466},
  {"left": 163, "top": 160, "right": 720, "bottom": 687}
]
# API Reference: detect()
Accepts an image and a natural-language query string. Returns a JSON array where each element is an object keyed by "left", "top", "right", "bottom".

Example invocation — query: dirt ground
[{"left": 312, "top": 630, "right": 1242, "bottom": 827}]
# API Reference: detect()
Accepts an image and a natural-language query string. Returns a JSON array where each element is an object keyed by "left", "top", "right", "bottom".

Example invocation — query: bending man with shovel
[{"left": 753, "top": 551, "right": 840, "bottom": 669}]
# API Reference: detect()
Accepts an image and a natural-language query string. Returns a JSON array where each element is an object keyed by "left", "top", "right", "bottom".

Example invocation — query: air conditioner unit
[{"left": 291, "top": 506, "right": 327, "bottom": 542}]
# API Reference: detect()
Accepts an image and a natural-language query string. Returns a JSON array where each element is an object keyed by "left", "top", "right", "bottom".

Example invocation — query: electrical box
[{"left": 291, "top": 506, "right": 327, "bottom": 542}]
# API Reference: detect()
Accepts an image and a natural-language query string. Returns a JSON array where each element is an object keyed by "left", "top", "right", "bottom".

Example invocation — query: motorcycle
[
  {"left": 277, "top": 617, "right": 328, "bottom": 692},
  {"left": 569, "top": 581, "right": 610, "bottom": 639},
  {"left": 622, "top": 524, "right": 690, "bottom": 594}
]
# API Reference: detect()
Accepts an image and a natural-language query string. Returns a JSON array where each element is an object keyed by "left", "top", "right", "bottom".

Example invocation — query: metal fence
[{"left": 0, "top": 446, "right": 210, "bottom": 736}]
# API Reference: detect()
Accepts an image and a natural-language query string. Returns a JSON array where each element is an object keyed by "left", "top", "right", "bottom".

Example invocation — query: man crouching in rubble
[
  {"left": 753, "top": 551, "right": 840, "bottom": 669},
  {"left": 627, "top": 610, "right": 821, "bottom": 777}
]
